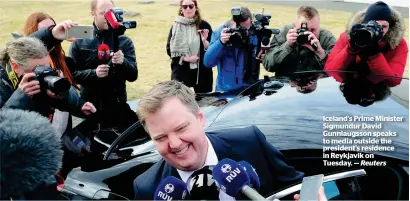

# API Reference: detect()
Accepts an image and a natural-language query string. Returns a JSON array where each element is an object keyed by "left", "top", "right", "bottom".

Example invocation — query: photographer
[
  {"left": 69, "top": 0, "right": 139, "bottom": 131},
  {"left": 0, "top": 36, "right": 96, "bottom": 120},
  {"left": 203, "top": 7, "right": 262, "bottom": 92},
  {"left": 324, "top": 1, "right": 408, "bottom": 87},
  {"left": 263, "top": 6, "right": 336, "bottom": 76}
]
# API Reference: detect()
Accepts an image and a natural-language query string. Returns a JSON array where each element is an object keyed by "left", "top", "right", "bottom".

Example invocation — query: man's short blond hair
[
  {"left": 297, "top": 6, "right": 320, "bottom": 20},
  {"left": 137, "top": 80, "right": 199, "bottom": 128}
]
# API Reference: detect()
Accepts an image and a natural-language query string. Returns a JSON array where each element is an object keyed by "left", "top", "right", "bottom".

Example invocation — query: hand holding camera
[
  {"left": 286, "top": 28, "right": 298, "bottom": 47},
  {"left": 301, "top": 31, "right": 324, "bottom": 53},
  {"left": 19, "top": 73, "right": 41, "bottom": 97},
  {"left": 51, "top": 20, "right": 78, "bottom": 41},
  {"left": 220, "top": 28, "right": 232, "bottom": 44}
]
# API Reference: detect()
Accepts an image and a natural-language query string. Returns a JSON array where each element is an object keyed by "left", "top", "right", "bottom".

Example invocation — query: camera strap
[{"left": 5, "top": 61, "right": 19, "bottom": 89}]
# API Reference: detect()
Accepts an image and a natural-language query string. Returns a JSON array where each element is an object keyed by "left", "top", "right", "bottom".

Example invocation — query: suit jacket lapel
[{"left": 162, "top": 161, "right": 181, "bottom": 180}]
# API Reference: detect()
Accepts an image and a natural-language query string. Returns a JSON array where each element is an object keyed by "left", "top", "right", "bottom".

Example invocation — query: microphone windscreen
[
  {"left": 97, "top": 43, "right": 110, "bottom": 61},
  {"left": 238, "top": 161, "right": 260, "bottom": 190},
  {"left": 0, "top": 109, "right": 63, "bottom": 199},
  {"left": 186, "top": 166, "right": 219, "bottom": 200},
  {"left": 104, "top": 10, "right": 120, "bottom": 29},
  {"left": 212, "top": 158, "right": 250, "bottom": 197},
  {"left": 154, "top": 176, "right": 189, "bottom": 201}
]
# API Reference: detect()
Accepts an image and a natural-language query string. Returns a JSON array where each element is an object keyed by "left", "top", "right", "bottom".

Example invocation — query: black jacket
[
  {"left": 69, "top": 27, "right": 138, "bottom": 111},
  {"left": 0, "top": 26, "right": 86, "bottom": 119},
  {"left": 166, "top": 20, "right": 213, "bottom": 93}
]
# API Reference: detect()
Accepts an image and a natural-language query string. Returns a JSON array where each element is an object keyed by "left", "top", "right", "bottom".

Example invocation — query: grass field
[{"left": 0, "top": 0, "right": 408, "bottom": 100}]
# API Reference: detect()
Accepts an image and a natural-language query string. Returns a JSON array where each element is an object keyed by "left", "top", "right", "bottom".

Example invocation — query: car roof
[{"left": 200, "top": 71, "right": 409, "bottom": 161}]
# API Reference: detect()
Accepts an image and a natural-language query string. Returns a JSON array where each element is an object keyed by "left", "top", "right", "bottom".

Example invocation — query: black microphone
[
  {"left": 0, "top": 109, "right": 63, "bottom": 199},
  {"left": 186, "top": 166, "right": 219, "bottom": 200}
]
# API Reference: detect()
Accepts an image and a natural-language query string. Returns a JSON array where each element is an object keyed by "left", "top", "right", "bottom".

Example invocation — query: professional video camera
[
  {"left": 33, "top": 66, "right": 71, "bottom": 94},
  {"left": 296, "top": 21, "right": 318, "bottom": 51},
  {"left": 104, "top": 8, "right": 137, "bottom": 34},
  {"left": 228, "top": 7, "right": 249, "bottom": 48},
  {"left": 251, "top": 8, "right": 280, "bottom": 48},
  {"left": 350, "top": 20, "right": 383, "bottom": 48},
  {"left": 104, "top": 8, "right": 137, "bottom": 52}
]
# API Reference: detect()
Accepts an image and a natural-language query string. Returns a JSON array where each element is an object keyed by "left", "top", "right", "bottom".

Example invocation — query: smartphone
[
  {"left": 65, "top": 25, "right": 94, "bottom": 40},
  {"left": 299, "top": 174, "right": 324, "bottom": 201}
]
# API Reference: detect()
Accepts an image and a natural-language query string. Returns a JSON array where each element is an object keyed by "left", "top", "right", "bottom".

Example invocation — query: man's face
[
  {"left": 376, "top": 20, "right": 389, "bottom": 37},
  {"left": 12, "top": 56, "right": 50, "bottom": 77},
  {"left": 91, "top": 0, "right": 114, "bottom": 30},
  {"left": 239, "top": 18, "right": 252, "bottom": 30},
  {"left": 294, "top": 16, "right": 320, "bottom": 38},
  {"left": 145, "top": 97, "right": 208, "bottom": 171}
]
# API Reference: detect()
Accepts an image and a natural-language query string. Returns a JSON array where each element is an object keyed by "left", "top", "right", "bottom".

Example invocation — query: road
[{"left": 234, "top": 0, "right": 409, "bottom": 17}]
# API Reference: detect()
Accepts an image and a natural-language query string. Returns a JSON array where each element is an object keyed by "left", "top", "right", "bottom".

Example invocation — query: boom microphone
[
  {"left": 154, "top": 176, "right": 189, "bottom": 201},
  {"left": 0, "top": 109, "right": 63, "bottom": 199},
  {"left": 186, "top": 166, "right": 219, "bottom": 200},
  {"left": 213, "top": 158, "right": 267, "bottom": 200},
  {"left": 238, "top": 161, "right": 260, "bottom": 190}
]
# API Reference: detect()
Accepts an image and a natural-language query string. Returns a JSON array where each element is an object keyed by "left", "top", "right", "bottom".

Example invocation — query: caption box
[{"left": 322, "top": 116, "right": 404, "bottom": 167}]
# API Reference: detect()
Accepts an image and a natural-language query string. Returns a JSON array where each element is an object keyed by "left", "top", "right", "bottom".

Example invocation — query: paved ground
[{"left": 235, "top": 0, "right": 409, "bottom": 17}]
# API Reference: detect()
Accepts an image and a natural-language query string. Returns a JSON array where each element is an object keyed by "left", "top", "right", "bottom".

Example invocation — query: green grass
[{"left": 0, "top": 0, "right": 408, "bottom": 100}]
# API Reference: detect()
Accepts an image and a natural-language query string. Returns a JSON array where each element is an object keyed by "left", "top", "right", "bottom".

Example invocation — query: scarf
[{"left": 170, "top": 16, "right": 201, "bottom": 69}]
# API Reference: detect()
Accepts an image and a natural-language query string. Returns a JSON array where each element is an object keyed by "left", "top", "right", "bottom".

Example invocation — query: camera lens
[
  {"left": 43, "top": 76, "right": 71, "bottom": 93},
  {"left": 354, "top": 29, "right": 373, "bottom": 47}
]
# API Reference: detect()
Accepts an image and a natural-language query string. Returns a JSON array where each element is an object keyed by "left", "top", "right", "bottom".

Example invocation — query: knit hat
[{"left": 363, "top": 1, "right": 392, "bottom": 23}]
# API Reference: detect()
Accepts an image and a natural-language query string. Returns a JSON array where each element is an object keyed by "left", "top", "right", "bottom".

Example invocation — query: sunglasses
[{"left": 182, "top": 4, "right": 195, "bottom": 9}]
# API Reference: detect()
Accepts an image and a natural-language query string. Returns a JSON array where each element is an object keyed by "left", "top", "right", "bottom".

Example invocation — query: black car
[{"left": 59, "top": 71, "right": 409, "bottom": 200}]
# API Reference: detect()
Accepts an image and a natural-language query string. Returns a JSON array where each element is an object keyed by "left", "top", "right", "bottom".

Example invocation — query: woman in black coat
[{"left": 166, "top": 0, "right": 213, "bottom": 93}]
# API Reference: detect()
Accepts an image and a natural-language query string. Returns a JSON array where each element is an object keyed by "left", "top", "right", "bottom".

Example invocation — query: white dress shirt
[{"left": 177, "top": 136, "right": 235, "bottom": 201}]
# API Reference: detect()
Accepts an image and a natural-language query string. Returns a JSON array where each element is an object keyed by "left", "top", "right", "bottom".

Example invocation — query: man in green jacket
[{"left": 262, "top": 6, "right": 336, "bottom": 76}]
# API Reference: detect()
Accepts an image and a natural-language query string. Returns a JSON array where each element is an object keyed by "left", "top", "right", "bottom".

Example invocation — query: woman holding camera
[
  {"left": 166, "top": 0, "right": 213, "bottom": 93},
  {"left": 324, "top": 1, "right": 408, "bottom": 87}
]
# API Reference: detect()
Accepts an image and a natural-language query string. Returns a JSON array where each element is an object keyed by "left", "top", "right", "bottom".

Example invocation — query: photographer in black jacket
[
  {"left": 0, "top": 21, "right": 96, "bottom": 120},
  {"left": 69, "top": 0, "right": 139, "bottom": 132}
]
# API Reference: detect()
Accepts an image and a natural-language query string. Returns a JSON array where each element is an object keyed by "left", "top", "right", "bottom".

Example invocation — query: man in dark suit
[{"left": 133, "top": 80, "right": 304, "bottom": 200}]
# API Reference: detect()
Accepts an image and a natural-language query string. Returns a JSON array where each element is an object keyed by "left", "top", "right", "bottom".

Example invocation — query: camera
[
  {"left": 251, "top": 8, "right": 280, "bottom": 47},
  {"left": 33, "top": 66, "right": 71, "bottom": 94},
  {"left": 104, "top": 8, "right": 137, "bottom": 35},
  {"left": 350, "top": 20, "right": 383, "bottom": 48},
  {"left": 296, "top": 22, "right": 310, "bottom": 44},
  {"left": 296, "top": 22, "right": 318, "bottom": 50},
  {"left": 228, "top": 7, "right": 249, "bottom": 47}
]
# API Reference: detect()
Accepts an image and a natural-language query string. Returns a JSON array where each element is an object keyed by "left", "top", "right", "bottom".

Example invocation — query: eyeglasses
[{"left": 182, "top": 4, "right": 195, "bottom": 9}]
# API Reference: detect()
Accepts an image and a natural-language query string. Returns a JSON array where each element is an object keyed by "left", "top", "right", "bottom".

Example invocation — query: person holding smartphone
[{"left": 166, "top": 0, "right": 214, "bottom": 93}]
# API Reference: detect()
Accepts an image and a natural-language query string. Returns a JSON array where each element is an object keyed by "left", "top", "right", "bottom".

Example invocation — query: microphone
[
  {"left": 104, "top": 9, "right": 121, "bottom": 29},
  {"left": 97, "top": 43, "right": 111, "bottom": 62},
  {"left": 154, "top": 176, "right": 189, "bottom": 201},
  {"left": 0, "top": 109, "right": 63, "bottom": 199},
  {"left": 186, "top": 166, "right": 219, "bottom": 200},
  {"left": 238, "top": 161, "right": 260, "bottom": 190},
  {"left": 212, "top": 158, "right": 267, "bottom": 201}
]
